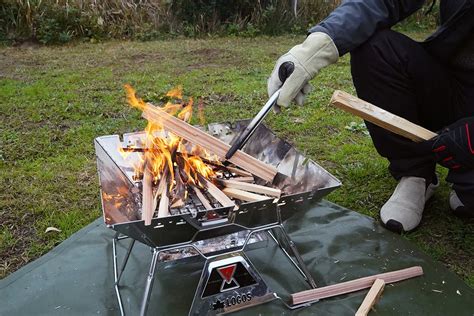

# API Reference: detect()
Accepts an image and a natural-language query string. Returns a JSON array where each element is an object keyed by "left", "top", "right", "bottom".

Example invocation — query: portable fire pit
[{"left": 95, "top": 87, "right": 341, "bottom": 315}]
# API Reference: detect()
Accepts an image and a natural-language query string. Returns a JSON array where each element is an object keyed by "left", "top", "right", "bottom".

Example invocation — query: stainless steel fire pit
[{"left": 95, "top": 120, "right": 341, "bottom": 315}]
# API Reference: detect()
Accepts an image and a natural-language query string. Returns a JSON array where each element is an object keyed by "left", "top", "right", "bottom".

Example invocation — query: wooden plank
[
  {"left": 141, "top": 103, "right": 278, "bottom": 182},
  {"left": 231, "top": 176, "right": 255, "bottom": 183},
  {"left": 292, "top": 266, "right": 423, "bottom": 305},
  {"left": 202, "top": 179, "right": 235, "bottom": 208},
  {"left": 330, "top": 90, "right": 438, "bottom": 142},
  {"left": 222, "top": 187, "right": 271, "bottom": 202},
  {"left": 142, "top": 165, "right": 154, "bottom": 226},
  {"left": 193, "top": 186, "right": 213, "bottom": 210},
  {"left": 219, "top": 179, "right": 281, "bottom": 198},
  {"left": 355, "top": 279, "right": 385, "bottom": 316},
  {"left": 226, "top": 166, "right": 253, "bottom": 177},
  {"left": 157, "top": 184, "right": 169, "bottom": 218}
]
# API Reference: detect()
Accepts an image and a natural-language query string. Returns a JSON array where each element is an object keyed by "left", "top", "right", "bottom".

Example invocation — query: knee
[{"left": 350, "top": 29, "right": 402, "bottom": 69}]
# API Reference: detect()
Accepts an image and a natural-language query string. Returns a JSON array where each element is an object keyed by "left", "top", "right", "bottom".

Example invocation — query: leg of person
[
  {"left": 350, "top": 29, "right": 464, "bottom": 232},
  {"left": 448, "top": 170, "right": 474, "bottom": 218},
  {"left": 447, "top": 70, "right": 474, "bottom": 218}
]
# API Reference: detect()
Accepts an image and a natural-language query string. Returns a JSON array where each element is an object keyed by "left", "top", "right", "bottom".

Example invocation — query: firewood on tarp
[
  {"left": 291, "top": 266, "right": 423, "bottom": 305},
  {"left": 219, "top": 179, "right": 281, "bottom": 198},
  {"left": 355, "top": 278, "right": 385, "bottom": 316},
  {"left": 222, "top": 187, "right": 271, "bottom": 202}
]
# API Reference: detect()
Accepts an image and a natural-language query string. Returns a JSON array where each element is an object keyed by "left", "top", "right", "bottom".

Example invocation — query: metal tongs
[
  {"left": 225, "top": 61, "right": 295, "bottom": 160},
  {"left": 225, "top": 89, "right": 281, "bottom": 160}
]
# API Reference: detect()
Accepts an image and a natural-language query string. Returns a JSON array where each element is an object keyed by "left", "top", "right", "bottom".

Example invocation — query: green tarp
[{"left": 1, "top": 201, "right": 473, "bottom": 315}]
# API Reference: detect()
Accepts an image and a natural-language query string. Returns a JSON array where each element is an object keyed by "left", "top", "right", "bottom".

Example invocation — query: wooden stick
[
  {"left": 222, "top": 187, "right": 272, "bottom": 202},
  {"left": 331, "top": 90, "right": 438, "bottom": 142},
  {"left": 226, "top": 166, "right": 253, "bottom": 177},
  {"left": 231, "top": 176, "right": 255, "bottom": 183},
  {"left": 193, "top": 186, "right": 213, "bottom": 210},
  {"left": 141, "top": 103, "right": 278, "bottom": 181},
  {"left": 157, "top": 184, "right": 169, "bottom": 218},
  {"left": 219, "top": 179, "right": 281, "bottom": 198},
  {"left": 152, "top": 173, "right": 166, "bottom": 211},
  {"left": 202, "top": 179, "right": 235, "bottom": 208},
  {"left": 355, "top": 279, "right": 385, "bottom": 316},
  {"left": 142, "top": 165, "right": 154, "bottom": 226},
  {"left": 292, "top": 266, "right": 423, "bottom": 305}
]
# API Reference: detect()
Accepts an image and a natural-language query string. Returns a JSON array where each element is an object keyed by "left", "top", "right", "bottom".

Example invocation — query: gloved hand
[
  {"left": 267, "top": 32, "right": 339, "bottom": 108},
  {"left": 432, "top": 117, "right": 474, "bottom": 170}
]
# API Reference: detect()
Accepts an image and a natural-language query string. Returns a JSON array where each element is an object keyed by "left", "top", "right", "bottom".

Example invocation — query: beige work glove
[{"left": 267, "top": 32, "right": 339, "bottom": 108}]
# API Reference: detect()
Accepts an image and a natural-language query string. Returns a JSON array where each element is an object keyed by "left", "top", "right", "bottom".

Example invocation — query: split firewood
[
  {"left": 231, "top": 176, "right": 255, "bottom": 183},
  {"left": 153, "top": 173, "right": 170, "bottom": 219},
  {"left": 291, "top": 266, "right": 423, "bottom": 305},
  {"left": 331, "top": 90, "right": 437, "bottom": 142},
  {"left": 222, "top": 187, "right": 271, "bottom": 202},
  {"left": 170, "top": 165, "right": 187, "bottom": 208},
  {"left": 355, "top": 279, "right": 385, "bottom": 316},
  {"left": 201, "top": 178, "right": 235, "bottom": 208},
  {"left": 142, "top": 163, "right": 154, "bottom": 226},
  {"left": 226, "top": 166, "right": 253, "bottom": 177},
  {"left": 157, "top": 184, "right": 169, "bottom": 218},
  {"left": 193, "top": 186, "right": 213, "bottom": 210},
  {"left": 141, "top": 103, "right": 278, "bottom": 181},
  {"left": 219, "top": 179, "right": 281, "bottom": 198}
]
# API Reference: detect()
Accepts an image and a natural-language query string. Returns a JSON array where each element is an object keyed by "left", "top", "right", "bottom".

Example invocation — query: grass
[{"left": 0, "top": 30, "right": 472, "bottom": 286}]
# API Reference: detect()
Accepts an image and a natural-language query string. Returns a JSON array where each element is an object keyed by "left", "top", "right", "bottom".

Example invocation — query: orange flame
[{"left": 120, "top": 84, "right": 218, "bottom": 204}]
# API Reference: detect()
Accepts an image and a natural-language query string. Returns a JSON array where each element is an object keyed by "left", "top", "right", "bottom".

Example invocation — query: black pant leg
[
  {"left": 449, "top": 70, "right": 474, "bottom": 207},
  {"left": 350, "top": 29, "right": 463, "bottom": 182}
]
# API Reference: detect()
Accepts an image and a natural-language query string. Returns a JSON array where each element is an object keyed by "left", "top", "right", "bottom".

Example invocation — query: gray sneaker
[
  {"left": 450, "top": 191, "right": 474, "bottom": 219},
  {"left": 380, "top": 176, "right": 439, "bottom": 233}
]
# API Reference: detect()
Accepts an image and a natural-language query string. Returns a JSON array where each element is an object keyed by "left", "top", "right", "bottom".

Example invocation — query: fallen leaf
[{"left": 45, "top": 227, "right": 62, "bottom": 233}]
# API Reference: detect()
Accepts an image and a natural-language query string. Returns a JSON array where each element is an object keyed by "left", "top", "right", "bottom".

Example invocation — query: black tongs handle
[
  {"left": 224, "top": 61, "right": 294, "bottom": 160},
  {"left": 225, "top": 89, "right": 280, "bottom": 160}
]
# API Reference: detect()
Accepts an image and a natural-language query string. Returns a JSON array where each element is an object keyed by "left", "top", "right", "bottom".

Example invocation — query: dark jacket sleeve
[{"left": 309, "top": 0, "right": 427, "bottom": 56}]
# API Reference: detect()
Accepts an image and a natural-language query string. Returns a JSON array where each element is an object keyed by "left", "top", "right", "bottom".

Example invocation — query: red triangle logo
[{"left": 217, "top": 264, "right": 236, "bottom": 283}]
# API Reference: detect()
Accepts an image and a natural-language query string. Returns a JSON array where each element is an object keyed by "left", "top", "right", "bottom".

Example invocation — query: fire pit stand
[
  {"left": 95, "top": 120, "right": 341, "bottom": 315},
  {"left": 111, "top": 218, "right": 318, "bottom": 315}
]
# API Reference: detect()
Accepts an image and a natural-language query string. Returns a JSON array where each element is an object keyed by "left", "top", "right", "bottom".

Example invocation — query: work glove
[
  {"left": 432, "top": 117, "right": 474, "bottom": 170},
  {"left": 267, "top": 32, "right": 339, "bottom": 108}
]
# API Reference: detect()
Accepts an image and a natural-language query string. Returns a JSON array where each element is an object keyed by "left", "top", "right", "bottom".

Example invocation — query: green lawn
[{"left": 0, "top": 33, "right": 472, "bottom": 286}]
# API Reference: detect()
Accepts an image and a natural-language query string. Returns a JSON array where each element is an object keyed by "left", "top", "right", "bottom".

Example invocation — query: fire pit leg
[
  {"left": 112, "top": 233, "right": 127, "bottom": 316},
  {"left": 115, "top": 239, "right": 136, "bottom": 286},
  {"left": 267, "top": 226, "right": 318, "bottom": 289},
  {"left": 139, "top": 248, "right": 160, "bottom": 316}
]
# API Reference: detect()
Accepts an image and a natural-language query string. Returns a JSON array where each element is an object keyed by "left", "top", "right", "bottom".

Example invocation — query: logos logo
[
  {"left": 202, "top": 261, "right": 257, "bottom": 298},
  {"left": 217, "top": 264, "right": 240, "bottom": 292}
]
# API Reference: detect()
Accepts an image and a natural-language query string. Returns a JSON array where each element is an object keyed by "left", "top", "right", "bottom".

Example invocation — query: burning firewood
[
  {"left": 123, "top": 85, "right": 277, "bottom": 182},
  {"left": 158, "top": 183, "right": 170, "bottom": 218},
  {"left": 121, "top": 84, "right": 283, "bottom": 224},
  {"left": 142, "top": 166, "right": 155, "bottom": 225}
]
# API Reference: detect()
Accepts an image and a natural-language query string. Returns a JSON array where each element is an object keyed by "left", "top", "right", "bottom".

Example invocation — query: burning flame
[{"left": 121, "top": 85, "right": 218, "bottom": 205}]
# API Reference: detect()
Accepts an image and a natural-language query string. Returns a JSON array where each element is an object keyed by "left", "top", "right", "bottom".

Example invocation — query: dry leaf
[{"left": 45, "top": 227, "right": 62, "bottom": 233}]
